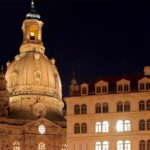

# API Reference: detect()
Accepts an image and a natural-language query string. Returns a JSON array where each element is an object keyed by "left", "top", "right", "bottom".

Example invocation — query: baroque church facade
[{"left": 1, "top": 1, "right": 150, "bottom": 150}]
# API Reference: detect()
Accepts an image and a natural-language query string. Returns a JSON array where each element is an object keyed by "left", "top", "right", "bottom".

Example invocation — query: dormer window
[
  {"left": 118, "top": 85, "right": 123, "bottom": 92},
  {"left": 124, "top": 84, "right": 129, "bottom": 92},
  {"left": 95, "top": 80, "right": 108, "bottom": 94},
  {"left": 140, "top": 83, "right": 145, "bottom": 90},
  {"left": 81, "top": 83, "right": 88, "bottom": 95},
  {"left": 138, "top": 77, "right": 150, "bottom": 91},
  {"left": 146, "top": 83, "right": 150, "bottom": 90},
  {"left": 117, "top": 79, "right": 130, "bottom": 93}
]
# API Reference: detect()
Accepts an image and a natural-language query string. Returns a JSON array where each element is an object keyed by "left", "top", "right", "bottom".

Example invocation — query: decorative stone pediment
[
  {"left": 95, "top": 80, "right": 108, "bottom": 86},
  {"left": 138, "top": 77, "right": 150, "bottom": 83},
  {"left": 117, "top": 78, "right": 130, "bottom": 84}
]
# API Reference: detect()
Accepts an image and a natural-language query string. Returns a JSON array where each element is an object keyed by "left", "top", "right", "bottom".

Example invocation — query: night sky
[{"left": 0, "top": 0, "right": 150, "bottom": 96}]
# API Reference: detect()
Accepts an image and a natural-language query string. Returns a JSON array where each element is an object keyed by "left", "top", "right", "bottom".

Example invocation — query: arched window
[
  {"left": 139, "top": 101, "right": 145, "bottom": 111},
  {"left": 147, "top": 119, "right": 150, "bottom": 130},
  {"left": 103, "top": 103, "right": 108, "bottom": 113},
  {"left": 95, "top": 142, "right": 101, "bottom": 150},
  {"left": 102, "top": 121, "right": 109, "bottom": 132},
  {"left": 147, "top": 140, "right": 150, "bottom": 150},
  {"left": 95, "top": 122, "right": 101, "bottom": 133},
  {"left": 74, "top": 123, "right": 80, "bottom": 134},
  {"left": 61, "top": 144, "right": 67, "bottom": 150},
  {"left": 81, "top": 104, "right": 87, "bottom": 114},
  {"left": 117, "top": 140, "right": 123, "bottom": 150},
  {"left": 146, "top": 100, "right": 150, "bottom": 110},
  {"left": 124, "top": 140, "right": 131, "bottom": 150},
  {"left": 81, "top": 123, "right": 87, "bottom": 133},
  {"left": 124, "top": 101, "right": 130, "bottom": 112},
  {"left": 95, "top": 103, "right": 101, "bottom": 113},
  {"left": 38, "top": 142, "right": 45, "bottom": 150},
  {"left": 139, "top": 140, "right": 145, "bottom": 150},
  {"left": 74, "top": 105, "right": 80, "bottom": 114},
  {"left": 124, "top": 120, "right": 131, "bottom": 131},
  {"left": 139, "top": 120, "right": 145, "bottom": 130},
  {"left": 103, "top": 141, "right": 109, "bottom": 150},
  {"left": 117, "top": 102, "right": 123, "bottom": 112},
  {"left": 116, "top": 120, "right": 123, "bottom": 132},
  {"left": 13, "top": 141, "right": 20, "bottom": 150}
]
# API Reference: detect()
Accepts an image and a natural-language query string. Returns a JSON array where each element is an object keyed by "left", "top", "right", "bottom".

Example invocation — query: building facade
[{"left": 65, "top": 67, "right": 150, "bottom": 150}]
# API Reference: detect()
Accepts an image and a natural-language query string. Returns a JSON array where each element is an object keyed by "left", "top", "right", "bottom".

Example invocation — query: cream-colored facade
[{"left": 65, "top": 68, "right": 150, "bottom": 150}]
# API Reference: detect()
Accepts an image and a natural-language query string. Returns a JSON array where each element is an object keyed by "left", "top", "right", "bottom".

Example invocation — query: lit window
[
  {"left": 81, "top": 123, "right": 87, "bottom": 133},
  {"left": 38, "top": 142, "right": 45, "bottom": 150},
  {"left": 38, "top": 125, "right": 46, "bottom": 134},
  {"left": 95, "top": 103, "right": 101, "bottom": 113},
  {"left": 146, "top": 83, "right": 150, "bottom": 90},
  {"left": 124, "top": 101, "right": 130, "bottom": 112},
  {"left": 74, "top": 105, "right": 80, "bottom": 114},
  {"left": 13, "top": 141, "right": 20, "bottom": 150},
  {"left": 116, "top": 120, "right": 123, "bottom": 132},
  {"left": 117, "top": 102, "right": 123, "bottom": 112},
  {"left": 103, "top": 103, "right": 108, "bottom": 113},
  {"left": 146, "top": 100, "right": 150, "bottom": 110},
  {"left": 30, "top": 32, "right": 35, "bottom": 40},
  {"left": 124, "top": 140, "right": 131, "bottom": 150},
  {"left": 103, "top": 141, "right": 109, "bottom": 150},
  {"left": 95, "top": 122, "right": 101, "bottom": 133},
  {"left": 117, "top": 140, "right": 123, "bottom": 150},
  {"left": 140, "top": 83, "right": 145, "bottom": 90},
  {"left": 81, "top": 104, "right": 87, "bottom": 114},
  {"left": 95, "top": 142, "right": 101, "bottom": 150},
  {"left": 139, "top": 140, "right": 145, "bottom": 150},
  {"left": 139, "top": 120, "right": 145, "bottom": 131},
  {"left": 139, "top": 101, "right": 145, "bottom": 111},
  {"left": 61, "top": 144, "right": 67, "bottom": 150},
  {"left": 74, "top": 123, "right": 80, "bottom": 134},
  {"left": 102, "top": 121, "right": 109, "bottom": 132},
  {"left": 124, "top": 120, "right": 131, "bottom": 131},
  {"left": 147, "top": 119, "right": 150, "bottom": 130}
]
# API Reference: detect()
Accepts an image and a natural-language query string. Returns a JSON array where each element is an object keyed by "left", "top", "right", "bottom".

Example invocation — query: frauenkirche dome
[{"left": 5, "top": 1, "right": 64, "bottom": 120}]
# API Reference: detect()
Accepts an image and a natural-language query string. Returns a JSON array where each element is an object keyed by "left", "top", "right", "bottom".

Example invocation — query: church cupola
[{"left": 20, "top": 0, "right": 45, "bottom": 54}]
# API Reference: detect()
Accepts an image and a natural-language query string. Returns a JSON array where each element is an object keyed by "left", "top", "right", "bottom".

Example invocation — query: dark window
[
  {"left": 74, "top": 105, "right": 80, "bottom": 114},
  {"left": 95, "top": 103, "right": 101, "bottom": 113},
  {"left": 139, "top": 101, "right": 145, "bottom": 111},
  {"left": 96, "top": 86, "right": 101, "bottom": 93},
  {"left": 81, "top": 123, "right": 87, "bottom": 133},
  {"left": 82, "top": 87, "right": 87, "bottom": 94},
  {"left": 102, "top": 86, "right": 107, "bottom": 93},
  {"left": 81, "top": 104, "right": 87, "bottom": 114},
  {"left": 124, "top": 101, "right": 130, "bottom": 112},
  {"left": 146, "top": 83, "right": 150, "bottom": 90},
  {"left": 146, "top": 100, "right": 150, "bottom": 110},
  {"left": 117, "top": 102, "right": 123, "bottom": 112},
  {"left": 118, "top": 85, "right": 123, "bottom": 92},
  {"left": 147, "top": 119, "right": 150, "bottom": 130},
  {"left": 124, "top": 84, "right": 129, "bottom": 92},
  {"left": 139, "top": 140, "right": 145, "bottom": 150},
  {"left": 103, "top": 103, "right": 108, "bottom": 113},
  {"left": 147, "top": 140, "right": 150, "bottom": 150},
  {"left": 140, "top": 83, "right": 145, "bottom": 90},
  {"left": 74, "top": 123, "right": 80, "bottom": 134},
  {"left": 139, "top": 120, "right": 145, "bottom": 131}
]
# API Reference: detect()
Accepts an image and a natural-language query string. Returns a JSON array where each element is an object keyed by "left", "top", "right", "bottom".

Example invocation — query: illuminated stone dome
[{"left": 5, "top": 1, "right": 64, "bottom": 120}]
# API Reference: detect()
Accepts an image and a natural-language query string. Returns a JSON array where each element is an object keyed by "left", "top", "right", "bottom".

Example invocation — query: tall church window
[
  {"left": 139, "top": 101, "right": 145, "bottom": 111},
  {"left": 74, "top": 105, "right": 80, "bottom": 114},
  {"left": 81, "top": 104, "right": 87, "bottom": 114},
  {"left": 95, "top": 142, "right": 101, "bottom": 150},
  {"left": 103, "top": 141, "right": 109, "bottom": 150},
  {"left": 95, "top": 103, "right": 101, "bottom": 113},
  {"left": 81, "top": 123, "right": 87, "bottom": 133},
  {"left": 13, "top": 141, "right": 20, "bottom": 150},
  {"left": 102, "top": 121, "right": 109, "bottom": 132},
  {"left": 103, "top": 103, "right": 108, "bottom": 113},
  {"left": 139, "top": 140, "right": 145, "bottom": 150},
  {"left": 146, "top": 100, "right": 150, "bottom": 110},
  {"left": 147, "top": 140, "right": 150, "bottom": 150},
  {"left": 95, "top": 122, "right": 101, "bottom": 133},
  {"left": 124, "top": 101, "right": 130, "bottom": 112},
  {"left": 147, "top": 119, "right": 150, "bottom": 130},
  {"left": 38, "top": 142, "right": 45, "bottom": 150},
  {"left": 117, "top": 141, "right": 123, "bottom": 150},
  {"left": 74, "top": 123, "right": 80, "bottom": 134},
  {"left": 117, "top": 102, "right": 123, "bottom": 112},
  {"left": 139, "top": 120, "right": 145, "bottom": 130}
]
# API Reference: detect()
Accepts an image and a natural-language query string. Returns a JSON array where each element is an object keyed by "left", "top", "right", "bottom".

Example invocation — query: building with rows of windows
[{"left": 65, "top": 66, "right": 150, "bottom": 150}]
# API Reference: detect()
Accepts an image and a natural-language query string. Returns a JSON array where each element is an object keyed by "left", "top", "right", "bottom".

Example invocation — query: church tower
[{"left": 5, "top": 0, "right": 64, "bottom": 120}]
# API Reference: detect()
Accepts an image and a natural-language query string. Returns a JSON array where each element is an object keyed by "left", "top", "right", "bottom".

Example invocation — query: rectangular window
[
  {"left": 124, "top": 84, "right": 129, "bottom": 92},
  {"left": 96, "top": 86, "right": 101, "bottom": 93},
  {"left": 82, "top": 87, "right": 87, "bottom": 94},
  {"left": 102, "top": 86, "right": 107, "bottom": 93},
  {"left": 146, "top": 83, "right": 150, "bottom": 90},
  {"left": 140, "top": 83, "right": 145, "bottom": 90},
  {"left": 118, "top": 85, "right": 123, "bottom": 92}
]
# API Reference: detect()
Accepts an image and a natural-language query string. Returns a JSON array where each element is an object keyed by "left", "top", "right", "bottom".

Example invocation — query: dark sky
[{"left": 0, "top": 0, "right": 150, "bottom": 96}]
